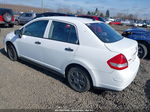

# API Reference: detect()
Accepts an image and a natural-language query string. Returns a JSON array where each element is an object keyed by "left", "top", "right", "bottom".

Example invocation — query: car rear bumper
[
  {"left": 0, "top": 21, "right": 14, "bottom": 24},
  {"left": 92, "top": 56, "right": 140, "bottom": 91}
]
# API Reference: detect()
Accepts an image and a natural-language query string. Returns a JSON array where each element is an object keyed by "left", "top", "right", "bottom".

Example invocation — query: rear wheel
[
  {"left": 67, "top": 67, "right": 91, "bottom": 92},
  {"left": 9, "top": 24, "right": 14, "bottom": 28},
  {"left": 138, "top": 43, "right": 148, "bottom": 59},
  {"left": 7, "top": 44, "right": 18, "bottom": 61}
]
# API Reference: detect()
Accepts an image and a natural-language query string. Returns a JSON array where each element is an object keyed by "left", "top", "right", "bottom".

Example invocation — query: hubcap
[{"left": 69, "top": 71, "right": 87, "bottom": 90}]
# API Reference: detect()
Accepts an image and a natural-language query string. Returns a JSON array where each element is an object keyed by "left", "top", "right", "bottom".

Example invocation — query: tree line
[{"left": 56, "top": 7, "right": 138, "bottom": 20}]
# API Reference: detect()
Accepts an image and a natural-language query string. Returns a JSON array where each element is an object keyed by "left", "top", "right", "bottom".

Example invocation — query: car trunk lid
[{"left": 105, "top": 38, "right": 138, "bottom": 64}]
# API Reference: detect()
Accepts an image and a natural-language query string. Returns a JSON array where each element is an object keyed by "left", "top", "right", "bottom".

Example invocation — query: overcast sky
[{"left": 0, "top": 0, "right": 149, "bottom": 18}]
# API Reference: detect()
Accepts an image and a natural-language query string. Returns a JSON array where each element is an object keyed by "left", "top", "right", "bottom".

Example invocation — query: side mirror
[{"left": 15, "top": 30, "right": 22, "bottom": 38}]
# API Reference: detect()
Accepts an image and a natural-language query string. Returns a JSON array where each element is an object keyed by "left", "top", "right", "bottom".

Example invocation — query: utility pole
[{"left": 41, "top": 0, "right": 44, "bottom": 12}]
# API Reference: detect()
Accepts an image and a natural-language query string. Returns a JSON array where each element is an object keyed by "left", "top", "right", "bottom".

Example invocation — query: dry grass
[{"left": 0, "top": 3, "right": 53, "bottom": 13}]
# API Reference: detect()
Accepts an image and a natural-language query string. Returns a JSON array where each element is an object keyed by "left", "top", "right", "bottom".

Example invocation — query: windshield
[
  {"left": 25, "top": 13, "right": 33, "bottom": 17},
  {"left": 86, "top": 23, "right": 123, "bottom": 43}
]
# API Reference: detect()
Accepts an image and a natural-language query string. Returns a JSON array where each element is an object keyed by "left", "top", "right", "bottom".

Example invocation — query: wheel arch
[
  {"left": 136, "top": 40, "right": 149, "bottom": 46},
  {"left": 137, "top": 40, "right": 150, "bottom": 58},
  {"left": 6, "top": 41, "right": 13, "bottom": 50},
  {"left": 6, "top": 41, "right": 18, "bottom": 56},
  {"left": 137, "top": 40, "right": 150, "bottom": 51},
  {"left": 65, "top": 63, "right": 94, "bottom": 87}
]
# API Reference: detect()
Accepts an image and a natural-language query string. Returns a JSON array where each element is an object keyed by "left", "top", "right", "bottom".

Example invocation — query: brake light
[
  {"left": 12, "top": 16, "right": 15, "bottom": 21},
  {"left": 107, "top": 54, "right": 128, "bottom": 70},
  {"left": 0, "top": 16, "right": 3, "bottom": 21}
]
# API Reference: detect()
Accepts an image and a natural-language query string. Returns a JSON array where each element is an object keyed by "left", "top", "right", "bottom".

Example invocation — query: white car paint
[
  {"left": 3, "top": 17, "right": 140, "bottom": 91},
  {"left": 106, "top": 18, "right": 115, "bottom": 24},
  {"left": 134, "top": 23, "right": 143, "bottom": 27}
]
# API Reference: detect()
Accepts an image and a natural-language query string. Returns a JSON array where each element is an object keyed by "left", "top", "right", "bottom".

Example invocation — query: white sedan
[{"left": 3, "top": 17, "right": 140, "bottom": 92}]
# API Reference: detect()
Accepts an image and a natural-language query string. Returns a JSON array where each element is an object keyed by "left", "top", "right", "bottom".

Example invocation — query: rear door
[{"left": 42, "top": 21, "right": 79, "bottom": 71}]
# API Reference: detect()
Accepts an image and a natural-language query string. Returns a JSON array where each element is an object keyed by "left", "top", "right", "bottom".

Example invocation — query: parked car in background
[
  {"left": 105, "top": 18, "right": 115, "bottom": 24},
  {"left": 0, "top": 8, "right": 15, "bottom": 27},
  {"left": 16, "top": 12, "right": 36, "bottom": 25},
  {"left": 77, "top": 15, "right": 106, "bottom": 23},
  {"left": 147, "top": 23, "right": 150, "bottom": 28},
  {"left": 134, "top": 21, "right": 144, "bottom": 27},
  {"left": 109, "top": 19, "right": 122, "bottom": 25},
  {"left": 98, "top": 17, "right": 106, "bottom": 22},
  {"left": 122, "top": 27, "right": 150, "bottom": 58},
  {"left": 14, "top": 11, "right": 23, "bottom": 25},
  {"left": 35, "top": 12, "right": 75, "bottom": 19},
  {"left": 121, "top": 20, "right": 134, "bottom": 26},
  {"left": 3, "top": 17, "right": 139, "bottom": 92},
  {"left": 146, "top": 20, "right": 150, "bottom": 27}
]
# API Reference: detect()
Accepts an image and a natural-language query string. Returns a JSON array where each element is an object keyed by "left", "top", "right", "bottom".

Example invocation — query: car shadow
[
  {"left": 0, "top": 48, "right": 68, "bottom": 87},
  {"left": 144, "top": 80, "right": 150, "bottom": 108},
  {"left": 145, "top": 52, "right": 150, "bottom": 60},
  {"left": 0, "top": 48, "right": 107, "bottom": 94},
  {"left": 0, "top": 48, "right": 6, "bottom": 55},
  {"left": 0, "top": 25, "right": 11, "bottom": 28}
]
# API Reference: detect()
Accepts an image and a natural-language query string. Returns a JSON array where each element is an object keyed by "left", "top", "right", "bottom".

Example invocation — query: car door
[
  {"left": 42, "top": 21, "right": 79, "bottom": 72},
  {"left": 16, "top": 20, "right": 49, "bottom": 62}
]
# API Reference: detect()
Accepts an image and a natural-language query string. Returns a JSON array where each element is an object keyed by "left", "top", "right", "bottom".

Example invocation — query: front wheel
[
  {"left": 67, "top": 67, "right": 91, "bottom": 92},
  {"left": 138, "top": 43, "right": 148, "bottom": 59},
  {"left": 7, "top": 44, "right": 18, "bottom": 61}
]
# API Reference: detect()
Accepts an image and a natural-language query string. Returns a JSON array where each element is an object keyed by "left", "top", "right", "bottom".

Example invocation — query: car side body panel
[{"left": 4, "top": 17, "right": 140, "bottom": 91}]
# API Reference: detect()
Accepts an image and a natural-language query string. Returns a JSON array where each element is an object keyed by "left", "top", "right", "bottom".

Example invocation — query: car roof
[
  {"left": 78, "top": 15, "right": 97, "bottom": 17},
  {"left": 38, "top": 16, "right": 102, "bottom": 24},
  {"left": 0, "top": 8, "right": 12, "bottom": 10},
  {"left": 0, "top": 8, "right": 13, "bottom": 14},
  {"left": 126, "top": 27, "right": 149, "bottom": 32}
]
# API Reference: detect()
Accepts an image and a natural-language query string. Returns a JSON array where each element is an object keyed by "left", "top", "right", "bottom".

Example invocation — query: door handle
[
  {"left": 65, "top": 48, "right": 74, "bottom": 52},
  {"left": 35, "top": 41, "right": 41, "bottom": 45}
]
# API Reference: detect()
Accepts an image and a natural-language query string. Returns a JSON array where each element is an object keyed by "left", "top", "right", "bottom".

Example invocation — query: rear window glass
[
  {"left": 0, "top": 8, "right": 13, "bottom": 15},
  {"left": 86, "top": 23, "right": 123, "bottom": 43}
]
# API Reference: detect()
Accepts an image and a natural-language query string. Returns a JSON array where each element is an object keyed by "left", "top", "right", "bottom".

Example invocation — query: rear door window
[{"left": 48, "top": 21, "right": 78, "bottom": 44}]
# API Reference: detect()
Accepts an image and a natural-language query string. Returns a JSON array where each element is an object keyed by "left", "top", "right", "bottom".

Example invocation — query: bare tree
[{"left": 76, "top": 8, "right": 85, "bottom": 15}]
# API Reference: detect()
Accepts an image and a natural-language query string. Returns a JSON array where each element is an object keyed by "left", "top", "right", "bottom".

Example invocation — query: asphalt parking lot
[{"left": 0, "top": 25, "right": 150, "bottom": 111}]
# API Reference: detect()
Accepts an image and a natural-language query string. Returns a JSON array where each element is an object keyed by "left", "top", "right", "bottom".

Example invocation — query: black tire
[
  {"left": 3, "top": 13, "right": 12, "bottom": 23},
  {"left": 9, "top": 24, "right": 14, "bottom": 28},
  {"left": 7, "top": 44, "right": 18, "bottom": 61},
  {"left": 138, "top": 43, "right": 148, "bottom": 59},
  {"left": 67, "top": 67, "right": 91, "bottom": 92}
]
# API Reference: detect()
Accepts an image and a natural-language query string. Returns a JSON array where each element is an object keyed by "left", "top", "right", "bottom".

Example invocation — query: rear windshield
[
  {"left": 0, "top": 8, "right": 13, "bottom": 15},
  {"left": 86, "top": 23, "right": 123, "bottom": 43}
]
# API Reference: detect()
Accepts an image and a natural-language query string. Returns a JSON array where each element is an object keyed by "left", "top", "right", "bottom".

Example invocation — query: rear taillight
[
  {"left": 0, "top": 16, "right": 3, "bottom": 21},
  {"left": 12, "top": 16, "right": 15, "bottom": 21},
  {"left": 107, "top": 54, "right": 128, "bottom": 70}
]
